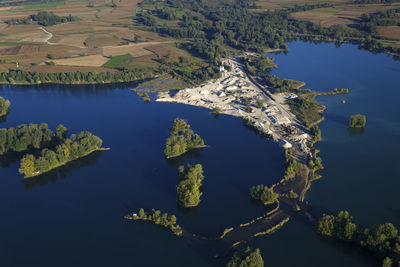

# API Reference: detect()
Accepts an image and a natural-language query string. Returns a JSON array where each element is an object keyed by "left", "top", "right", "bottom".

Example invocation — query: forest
[
  {"left": 318, "top": 211, "right": 400, "bottom": 266},
  {"left": 176, "top": 164, "right": 204, "bottom": 208},
  {"left": 0, "top": 123, "right": 66, "bottom": 155},
  {"left": 0, "top": 96, "right": 10, "bottom": 117},
  {"left": 19, "top": 131, "right": 103, "bottom": 178},
  {"left": 138, "top": 0, "right": 400, "bottom": 59},
  {"left": 164, "top": 118, "right": 205, "bottom": 158}
]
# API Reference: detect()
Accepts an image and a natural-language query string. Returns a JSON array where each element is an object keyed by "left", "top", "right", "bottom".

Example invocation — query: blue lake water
[
  {"left": 0, "top": 83, "right": 284, "bottom": 266},
  {"left": 1, "top": 40, "right": 399, "bottom": 266}
]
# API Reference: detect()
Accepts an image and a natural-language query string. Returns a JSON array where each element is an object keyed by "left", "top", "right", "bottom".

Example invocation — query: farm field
[{"left": 0, "top": 0, "right": 182, "bottom": 73}]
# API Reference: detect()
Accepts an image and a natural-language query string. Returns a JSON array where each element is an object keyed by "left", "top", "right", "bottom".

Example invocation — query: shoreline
[{"left": 23, "top": 147, "right": 109, "bottom": 178}]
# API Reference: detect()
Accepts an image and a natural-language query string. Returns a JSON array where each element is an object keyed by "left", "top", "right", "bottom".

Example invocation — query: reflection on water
[
  {"left": 165, "top": 148, "right": 204, "bottom": 168},
  {"left": 347, "top": 127, "right": 365, "bottom": 137},
  {"left": 22, "top": 150, "right": 103, "bottom": 190}
]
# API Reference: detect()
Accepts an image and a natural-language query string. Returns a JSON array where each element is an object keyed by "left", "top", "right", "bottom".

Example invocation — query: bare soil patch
[{"left": 53, "top": 54, "right": 109, "bottom": 67}]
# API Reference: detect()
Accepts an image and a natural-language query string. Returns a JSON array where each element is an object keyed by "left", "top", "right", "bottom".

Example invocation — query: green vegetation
[
  {"left": 0, "top": 123, "right": 66, "bottom": 155},
  {"left": 212, "top": 107, "right": 221, "bottom": 114},
  {"left": 0, "top": 96, "right": 10, "bottom": 117},
  {"left": 227, "top": 247, "right": 264, "bottom": 267},
  {"left": 177, "top": 164, "right": 204, "bottom": 208},
  {"left": 132, "top": 208, "right": 182, "bottom": 236},
  {"left": 359, "top": 8, "right": 400, "bottom": 35},
  {"left": 102, "top": 54, "right": 133, "bottom": 69},
  {"left": 287, "top": 96, "right": 324, "bottom": 128},
  {"left": 164, "top": 118, "right": 205, "bottom": 158},
  {"left": 136, "top": 91, "right": 150, "bottom": 103},
  {"left": 249, "top": 185, "right": 278, "bottom": 205},
  {"left": 284, "top": 148, "right": 300, "bottom": 180},
  {"left": 19, "top": 131, "right": 103, "bottom": 178},
  {"left": 318, "top": 211, "right": 400, "bottom": 265},
  {"left": 6, "top": 11, "right": 79, "bottom": 26},
  {"left": 349, "top": 114, "right": 366, "bottom": 128}
]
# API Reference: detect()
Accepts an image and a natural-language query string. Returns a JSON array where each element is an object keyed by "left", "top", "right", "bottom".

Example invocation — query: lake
[
  {"left": 251, "top": 41, "right": 400, "bottom": 266},
  {"left": 0, "top": 83, "right": 284, "bottom": 266}
]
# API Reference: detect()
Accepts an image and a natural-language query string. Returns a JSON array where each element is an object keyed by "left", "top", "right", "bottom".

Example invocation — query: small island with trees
[
  {"left": 0, "top": 97, "right": 10, "bottom": 117},
  {"left": 164, "top": 118, "right": 206, "bottom": 158},
  {"left": 249, "top": 185, "right": 278, "bottom": 205},
  {"left": 349, "top": 114, "right": 367, "bottom": 128},
  {"left": 19, "top": 131, "right": 104, "bottom": 178},
  {"left": 318, "top": 211, "right": 400, "bottom": 266},
  {"left": 177, "top": 164, "right": 204, "bottom": 208},
  {"left": 125, "top": 208, "right": 182, "bottom": 236},
  {"left": 227, "top": 247, "right": 264, "bottom": 267}
]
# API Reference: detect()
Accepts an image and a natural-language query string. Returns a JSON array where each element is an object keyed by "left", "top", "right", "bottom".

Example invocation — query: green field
[{"left": 102, "top": 54, "right": 133, "bottom": 69}]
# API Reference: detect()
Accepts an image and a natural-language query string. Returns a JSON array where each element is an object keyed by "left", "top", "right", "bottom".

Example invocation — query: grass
[{"left": 102, "top": 54, "right": 133, "bottom": 68}]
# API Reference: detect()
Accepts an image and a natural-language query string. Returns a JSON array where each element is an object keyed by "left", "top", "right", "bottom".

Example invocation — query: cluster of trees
[
  {"left": 177, "top": 164, "right": 204, "bottom": 208},
  {"left": 349, "top": 114, "right": 366, "bottom": 128},
  {"left": 0, "top": 96, "right": 10, "bottom": 116},
  {"left": 5, "top": 17, "right": 31, "bottom": 25},
  {"left": 6, "top": 11, "right": 78, "bottom": 26},
  {"left": 359, "top": 8, "right": 400, "bottom": 35},
  {"left": 136, "top": 91, "right": 150, "bottom": 103},
  {"left": 19, "top": 131, "right": 102, "bottom": 178},
  {"left": 133, "top": 208, "right": 182, "bottom": 235},
  {"left": 164, "top": 118, "right": 205, "bottom": 158},
  {"left": 244, "top": 56, "right": 277, "bottom": 77},
  {"left": 0, "top": 123, "right": 66, "bottom": 155},
  {"left": 227, "top": 247, "right": 264, "bottom": 267},
  {"left": 284, "top": 148, "right": 300, "bottom": 180},
  {"left": 287, "top": 95, "right": 324, "bottom": 127},
  {"left": 318, "top": 211, "right": 400, "bottom": 266},
  {"left": 249, "top": 184, "right": 278, "bottom": 205},
  {"left": 32, "top": 11, "right": 78, "bottom": 26}
]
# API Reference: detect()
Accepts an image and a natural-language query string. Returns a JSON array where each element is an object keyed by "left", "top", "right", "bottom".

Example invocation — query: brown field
[
  {"left": 52, "top": 54, "right": 109, "bottom": 67},
  {"left": 0, "top": 0, "right": 179, "bottom": 73},
  {"left": 102, "top": 42, "right": 174, "bottom": 57},
  {"left": 378, "top": 26, "right": 400, "bottom": 40},
  {"left": 254, "top": 0, "right": 348, "bottom": 10},
  {"left": 28, "top": 64, "right": 117, "bottom": 73},
  {"left": 55, "top": 34, "right": 89, "bottom": 48},
  {"left": 292, "top": 3, "right": 400, "bottom": 27}
]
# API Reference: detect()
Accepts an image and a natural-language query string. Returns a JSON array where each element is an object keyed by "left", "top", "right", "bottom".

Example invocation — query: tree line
[
  {"left": 318, "top": 211, "right": 400, "bottom": 266},
  {"left": 0, "top": 123, "right": 66, "bottom": 156},
  {"left": 19, "top": 131, "right": 103, "bottom": 178},
  {"left": 164, "top": 118, "right": 205, "bottom": 158},
  {"left": 0, "top": 62, "right": 221, "bottom": 86},
  {"left": 0, "top": 96, "right": 10, "bottom": 117},
  {"left": 177, "top": 164, "right": 204, "bottom": 208}
]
